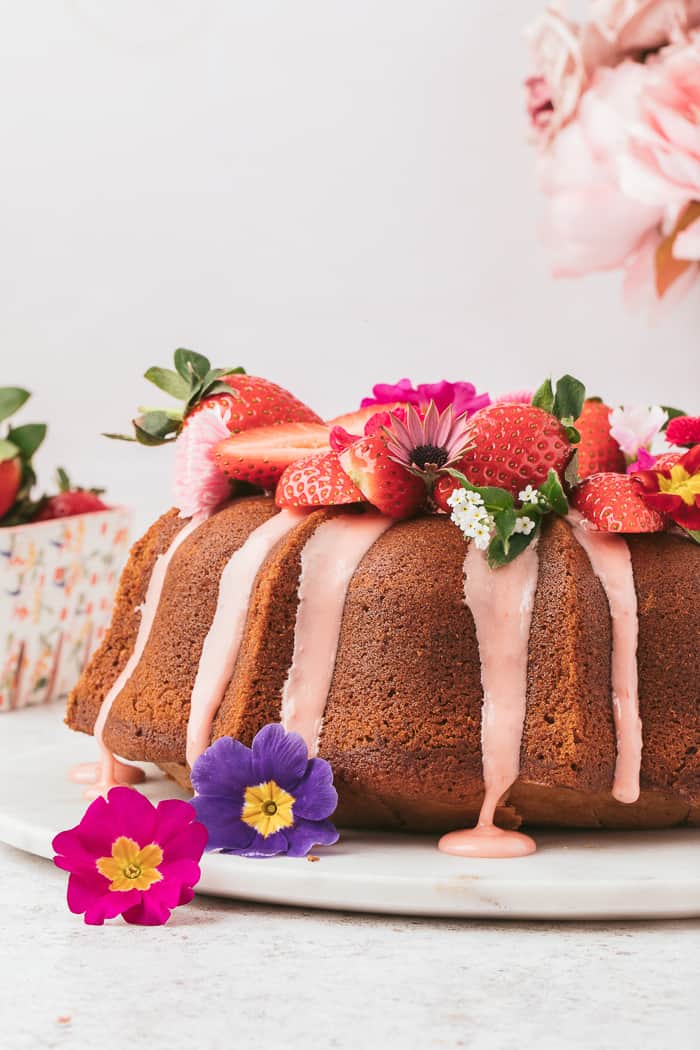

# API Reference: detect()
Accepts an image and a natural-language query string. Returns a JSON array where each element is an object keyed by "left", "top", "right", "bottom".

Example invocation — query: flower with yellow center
[
  {"left": 657, "top": 464, "right": 700, "bottom": 507},
  {"left": 241, "top": 780, "right": 295, "bottom": 838},
  {"left": 96, "top": 836, "right": 164, "bottom": 892}
]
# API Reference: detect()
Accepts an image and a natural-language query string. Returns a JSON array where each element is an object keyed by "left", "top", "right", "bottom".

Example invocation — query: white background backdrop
[{"left": 1, "top": 1, "right": 698, "bottom": 533}]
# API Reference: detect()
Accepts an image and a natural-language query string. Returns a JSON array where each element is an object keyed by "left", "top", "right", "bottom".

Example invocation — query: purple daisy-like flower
[
  {"left": 190, "top": 725, "right": 339, "bottom": 858},
  {"left": 383, "top": 401, "right": 473, "bottom": 481},
  {"left": 360, "top": 377, "right": 490, "bottom": 417}
]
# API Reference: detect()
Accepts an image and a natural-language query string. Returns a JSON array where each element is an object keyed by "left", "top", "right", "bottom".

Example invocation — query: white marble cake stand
[{"left": 1, "top": 704, "right": 698, "bottom": 920}]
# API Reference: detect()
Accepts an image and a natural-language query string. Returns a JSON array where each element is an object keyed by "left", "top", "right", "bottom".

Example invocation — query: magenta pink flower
[
  {"left": 173, "top": 403, "right": 233, "bottom": 518},
  {"left": 666, "top": 413, "right": 700, "bottom": 445},
  {"left": 383, "top": 401, "right": 472, "bottom": 480},
  {"left": 360, "top": 378, "right": 489, "bottom": 418},
  {"left": 53, "top": 787, "right": 207, "bottom": 926}
]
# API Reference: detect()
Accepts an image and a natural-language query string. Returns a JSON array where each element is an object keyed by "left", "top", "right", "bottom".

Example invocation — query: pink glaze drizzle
[
  {"left": 185, "top": 509, "right": 303, "bottom": 768},
  {"left": 79, "top": 512, "right": 206, "bottom": 800},
  {"left": 281, "top": 512, "right": 393, "bottom": 755},
  {"left": 568, "top": 513, "right": 642, "bottom": 804},
  {"left": 439, "top": 538, "right": 540, "bottom": 859}
]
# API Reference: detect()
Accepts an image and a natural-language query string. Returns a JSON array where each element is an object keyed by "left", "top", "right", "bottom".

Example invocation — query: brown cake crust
[{"left": 66, "top": 498, "right": 700, "bottom": 832}]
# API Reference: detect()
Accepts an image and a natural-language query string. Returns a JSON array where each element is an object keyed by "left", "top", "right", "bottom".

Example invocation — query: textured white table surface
[{"left": 1, "top": 842, "right": 698, "bottom": 1050}]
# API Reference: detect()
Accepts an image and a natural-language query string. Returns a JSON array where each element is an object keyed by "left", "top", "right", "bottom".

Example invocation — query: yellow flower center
[
  {"left": 96, "top": 836, "right": 164, "bottom": 892},
  {"left": 241, "top": 780, "right": 295, "bottom": 838},
  {"left": 658, "top": 464, "right": 700, "bottom": 506}
]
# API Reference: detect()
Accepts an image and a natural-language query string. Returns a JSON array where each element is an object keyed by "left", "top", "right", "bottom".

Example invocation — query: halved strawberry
[
  {"left": 327, "top": 402, "right": 408, "bottom": 436},
  {"left": 214, "top": 422, "right": 330, "bottom": 490},
  {"left": 276, "top": 450, "right": 365, "bottom": 507},
  {"left": 339, "top": 434, "right": 425, "bottom": 519},
  {"left": 571, "top": 472, "right": 666, "bottom": 533},
  {"left": 575, "top": 400, "right": 625, "bottom": 478}
]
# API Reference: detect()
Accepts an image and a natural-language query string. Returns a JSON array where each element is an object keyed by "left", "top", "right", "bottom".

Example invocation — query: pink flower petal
[
  {"left": 673, "top": 213, "right": 700, "bottom": 258},
  {"left": 173, "top": 404, "right": 232, "bottom": 518}
]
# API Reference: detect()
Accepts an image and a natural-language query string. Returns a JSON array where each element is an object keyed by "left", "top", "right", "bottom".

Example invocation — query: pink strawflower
[
  {"left": 666, "top": 413, "right": 700, "bottom": 445},
  {"left": 383, "top": 401, "right": 472, "bottom": 480},
  {"left": 53, "top": 787, "right": 207, "bottom": 926},
  {"left": 610, "top": 403, "right": 668, "bottom": 456},
  {"left": 620, "top": 41, "right": 700, "bottom": 209},
  {"left": 360, "top": 378, "right": 489, "bottom": 418},
  {"left": 538, "top": 61, "right": 663, "bottom": 277},
  {"left": 494, "top": 390, "right": 534, "bottom": 405},
  {"left": 173, "top": 403, "right": 233, "bottom": 518}
]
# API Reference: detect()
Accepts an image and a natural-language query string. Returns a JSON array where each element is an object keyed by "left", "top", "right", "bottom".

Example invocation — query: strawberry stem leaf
[
  {"left": 7, "top": 423, "right": 47, "bottom": 461},
  {"left": 531, "top": 379, "right": 554, "bottom": 415},
  {"left": 539, "top": 469, "right": 568, "bottom": 515},
  {"left": 0, "top": 387, "right": 30, "bottom": 424},
  {"left": 0, "top": 438, "right": 20, "bottom": 462},
  {"left": 144, "top": 367, "right": 191, "bottom": 401},
  {"left": 173, "top": 348, "right": 211, "bottom": 384},
  {"left": 660, "top": 405, "right": 687, "bottom": 431},
  {"left": 553, "top": 375, "right": 586, "bottom": 424}
]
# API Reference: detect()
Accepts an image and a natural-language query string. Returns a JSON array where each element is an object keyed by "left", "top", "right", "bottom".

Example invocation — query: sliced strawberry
[
  {"left": 186, "top": 374, "right": 322, "bottom": 433},
  {"left": 571, "top": 472, "right": 666, "bottom": 533},
  {"left": 575, "top": 400, "right": 625, "bottom": 478},
  {"left": 339, "top": 434, "right": 425, "bottom": 519},
  {"left": 214, "top": 422, "right": 330, "bottom": 490},
  {"left": 454, "top": 403, "right": 573, "bottom": 497},
  {"left": 276, "top": 451, "right": 365, "bottom": 508},
  {"left": 327, "top": 402, "right": 408, "bottom": 436},
  {"left": 0, "top": 456, "right": 21, "bottom": 519},
  {"left": 433, "top": 473, "right": 459, "bottom": 514},
  {"left": 652, "top": 451, "right": 682, "bottom": 471}
]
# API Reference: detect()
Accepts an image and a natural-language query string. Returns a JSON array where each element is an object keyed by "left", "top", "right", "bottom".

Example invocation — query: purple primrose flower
[{"left": 190, "top": 724, "right": 339, "bottom": 858}]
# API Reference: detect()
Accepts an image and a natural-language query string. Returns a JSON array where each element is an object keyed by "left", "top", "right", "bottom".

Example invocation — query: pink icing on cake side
[
  {"left": 185, "top": 509, "right": 303, "bottom": 768},
  {"left": 567, "top": 513, "right": 642, "bottom": 805},
  {"left": 81, "top": 512, "right": 207, "bottom": 800},
  {"left": 281, "top": 512, "right": 394, "bottom": 755},
  {"left": 439, "top": 538, "right": 540, "bottom": 859}
]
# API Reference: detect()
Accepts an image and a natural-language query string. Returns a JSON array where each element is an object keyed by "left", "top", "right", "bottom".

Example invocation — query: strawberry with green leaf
[
  {"left": 34, "top": 468, "right": 107, "bottom": 522},
  {"left": 0, "top": 387, "right": 47, "bottom": 525},
  {"left": 107, "top": 348, "right": 322, "bottom": 446}
]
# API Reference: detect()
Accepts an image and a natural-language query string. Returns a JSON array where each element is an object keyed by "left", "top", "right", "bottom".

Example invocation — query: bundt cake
[
  {"left": 65, "top": 358, "right": 700, "bottom": 857},
  {"left": 66, "top": 497, "right": 700, "bottom": 840}
]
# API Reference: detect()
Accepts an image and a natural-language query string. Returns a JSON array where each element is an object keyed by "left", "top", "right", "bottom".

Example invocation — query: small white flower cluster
[
  {"left": 518, "top": 484, "right": 540, "bottom": 506},
  {"left": 513, "top": 515, "right": 537, "bottom": 535},
  {"left": 447, "top": 487, "right": 494, "bottom": 550}
]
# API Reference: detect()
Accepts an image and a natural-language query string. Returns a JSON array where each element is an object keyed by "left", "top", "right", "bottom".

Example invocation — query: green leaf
[
  {"left": 660, "top": 406, "right": 687, "bottom": 430},
  {"left": 103, "top": 432, "right": 137, "bottom": 442},
  {"left": 173, "top": 348, "right": 211, "bottom": 383},
  {"left": 56, "top": 467, "right": 70, "bottom": 492},
  {"left": 443, "top": 470, "right": 514, "bottom": 512},
  {"left": 685, "top": 529, "right": 700, "bottom": 545},
  {"left": 553, "top": 375, "right": 586, "bottom": 424},
  {"left": 564, "top": 425, "right": 581, "bottom": 444},
  {"left": 6, "top": 423, "right": 47, "bottom": 461},
  {"left": 132, "top": 411, "right": 181, "bottom": 446},
  {"left": 144, "top": 367, "right": 191, "bottom": 401},
  {"left": 494, "top": 507, "right": 517, "bottom": 549},
  {"left": 487, "top": 527, "right": 539, "bottom": 568},
  {"left": 0, "top": 438, "right": 19, "bottom": 462},
  {"left": 531, "top": 378, "right": 554, "bottom": 414},
  {"left": 538, "top": 469, "right": 569, "bottom": 515},
  {"left": 0, "top": 387, "right": 30, "bottom": 424}
]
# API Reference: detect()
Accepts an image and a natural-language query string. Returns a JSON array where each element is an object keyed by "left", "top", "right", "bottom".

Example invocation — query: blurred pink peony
[
  {"left": 591, "top": 0, "right": 700, "bottom": 55},
  {"left": 538, "top": 61, "right": 663, "bottom": 275},
  {"left": 525, "top": 5, "right": 614, "bottom": 143},
  {"left": 619, "top": 42, "right": 700, "bottom": 208}
]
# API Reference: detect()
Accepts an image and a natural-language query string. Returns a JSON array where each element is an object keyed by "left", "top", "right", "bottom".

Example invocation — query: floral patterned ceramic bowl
[{"left": 0, "top": 507, "right": 131, "bottom": 711}]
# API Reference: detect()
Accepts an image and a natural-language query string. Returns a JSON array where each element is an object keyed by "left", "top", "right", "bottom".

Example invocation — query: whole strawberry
[
  {"left": 339, "top": 434, "right": 425, "bottom": 519},
  {"left": 34, "top": 469, "right": 108, "bottom": 522},
  {"left": 571, "top": 472, "right": 665, "bottom": 533},
  {"left": 108, "top": 349, "right": 321, "bottom": 446},
  {"left": 0, "top": 386, "right": 47, "bottom": 525},
  {"left": 575, "top": 399, "right": 625, "bottom": 478}
]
